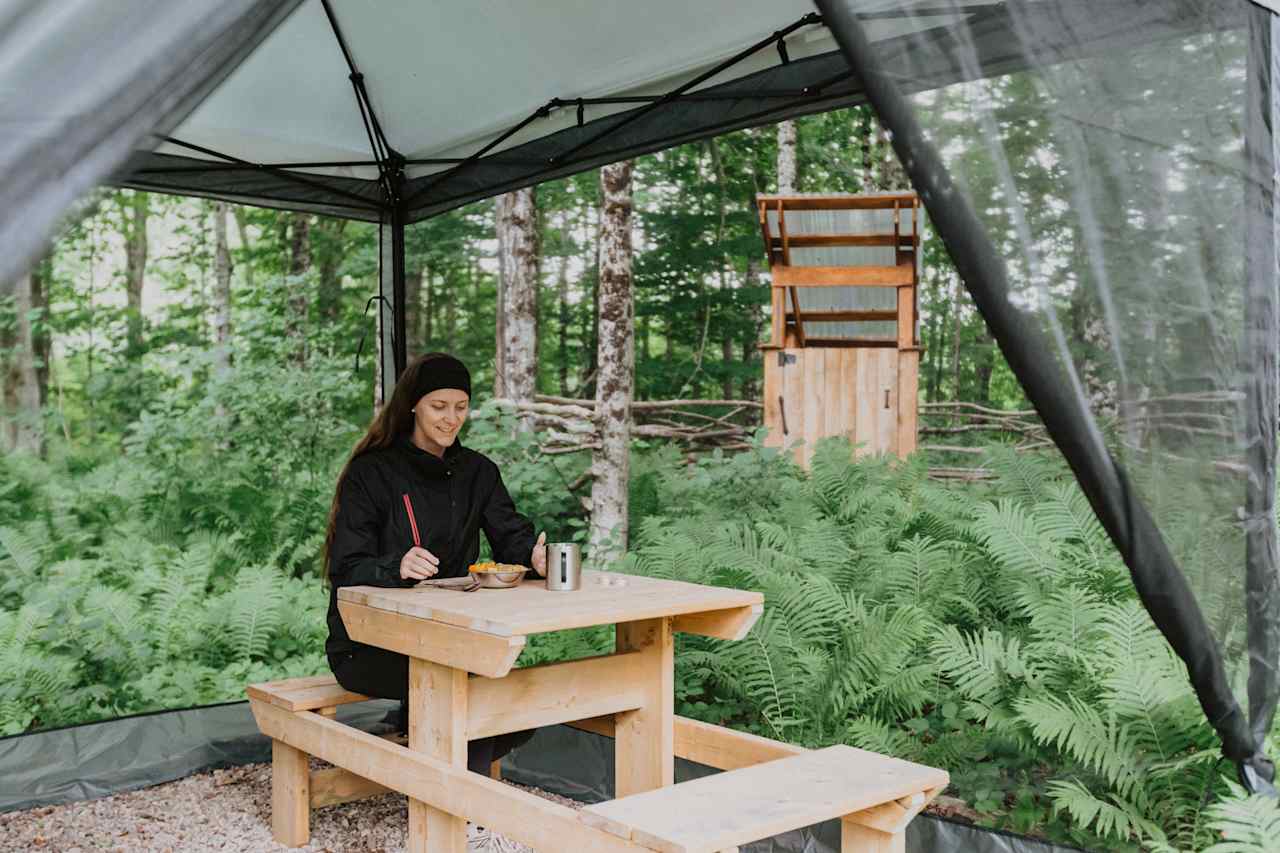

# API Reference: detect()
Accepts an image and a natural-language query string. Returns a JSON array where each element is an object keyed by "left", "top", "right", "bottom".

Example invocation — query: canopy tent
[{"left": 2, "top": 0, "right": 1278, "bottom": 803}]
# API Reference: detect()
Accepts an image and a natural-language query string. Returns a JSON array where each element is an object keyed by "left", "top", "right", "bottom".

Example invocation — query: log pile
[
  {"left": 492, "top": 395, "right": 763, "bottom": 456},
  {"left": 918, "top": 401, "right": 1050, "bottom": 456}
]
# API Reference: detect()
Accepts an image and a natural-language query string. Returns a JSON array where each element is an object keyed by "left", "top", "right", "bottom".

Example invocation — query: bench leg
[
  {"left": 408, "top": 657, "right": 468, "bottom": 853},
  {"left": 271, "top": 739, "right": 310, "bottom": 847},
  {"left": 841, "top": 816, "right": 905, "bottom": 853},
  {"left": 615, "top": 617, "right": 674, "bottom": 798}
]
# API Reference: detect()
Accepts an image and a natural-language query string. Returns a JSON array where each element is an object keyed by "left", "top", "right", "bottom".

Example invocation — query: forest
[{"left": 2, "top": 77, "right": 1277, "bottom": 852}]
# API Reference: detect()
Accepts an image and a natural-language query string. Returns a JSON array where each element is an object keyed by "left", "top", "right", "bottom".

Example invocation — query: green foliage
[
  {"left": 4, "top": 102, "right": 1269, "bottom": 853},
  {"left": 1199, "top": 785, "right": 1280, "bottom": 853},
  {"left": 610, "top": 435, "right": 1271, "bottom": 851}
]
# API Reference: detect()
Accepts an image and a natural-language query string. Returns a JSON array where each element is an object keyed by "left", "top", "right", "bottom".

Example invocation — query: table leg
[
  {"left": 614, "top": 617, "right": 674, "bottom": 797},
  {"left": 842, "top": 816, "right": 906, "bottom": 853},
  {"left": 271, "top": 739, "right": 310, "bottom": 847},
  {"left": 408, "top": 657, "right": 468, "bottom": 853}
]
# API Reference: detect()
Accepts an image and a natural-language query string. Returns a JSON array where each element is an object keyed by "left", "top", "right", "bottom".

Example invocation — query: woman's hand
[
  {"left": 399, "top": 546, "right": 440, "bottom": 581},
  {"left": 530, "top": 532, "right": 547, "bottom": 577}
]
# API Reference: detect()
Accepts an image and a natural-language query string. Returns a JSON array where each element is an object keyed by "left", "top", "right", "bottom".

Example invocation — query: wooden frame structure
[
  {"left": 758, "top": 193, "right": 922, "bottom": 466},
  {"left": 247, "top": 571, "right": 947, "bottom": 852}
]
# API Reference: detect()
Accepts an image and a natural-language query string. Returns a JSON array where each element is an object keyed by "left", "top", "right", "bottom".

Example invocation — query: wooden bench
[
  {"left": 580, "top": 744, "right": 945, "bottom": 853},
  {"left": 249, "top": 675, "right": 947, "bottom": 852},
  {"left": 247, "top": 674, "right": 506, "bottom": 846}
]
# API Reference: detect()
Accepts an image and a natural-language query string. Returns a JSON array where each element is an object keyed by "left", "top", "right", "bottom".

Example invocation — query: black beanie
[{"left": 411, "top": 355, "right": 471, "bottom": 401}]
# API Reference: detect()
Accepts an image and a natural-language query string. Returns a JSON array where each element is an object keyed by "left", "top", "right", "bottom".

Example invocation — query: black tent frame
[{"left": 105, "top": 0, "right": 1280, "bottom": 794}]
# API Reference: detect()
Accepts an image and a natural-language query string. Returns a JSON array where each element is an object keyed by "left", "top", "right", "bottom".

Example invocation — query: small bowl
[{"left": 469, "top": 568, "right": 524, "bottom": 588}]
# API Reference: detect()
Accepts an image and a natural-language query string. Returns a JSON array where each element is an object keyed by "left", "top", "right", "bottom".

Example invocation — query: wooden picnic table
[{"left": 335, "top": 569, "right": 764, "bottom": 853}]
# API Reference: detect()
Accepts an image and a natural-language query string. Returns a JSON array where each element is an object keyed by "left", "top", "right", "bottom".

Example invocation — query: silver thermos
[{"left": 544, "top": 542, "right": 582, "bottom": 591}]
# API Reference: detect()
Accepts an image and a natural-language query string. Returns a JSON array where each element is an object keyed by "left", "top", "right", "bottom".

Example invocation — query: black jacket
[{"left": 325, "top": 435, "right": 536, "bottom": 656}]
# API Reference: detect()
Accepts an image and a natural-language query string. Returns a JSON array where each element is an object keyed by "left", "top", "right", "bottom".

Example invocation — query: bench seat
[
  {"left": 246, "top": 674, "right": 369, "bottom": 712},
  {"left": 581, "top": 744, "right": 948, "bottom": 853}
]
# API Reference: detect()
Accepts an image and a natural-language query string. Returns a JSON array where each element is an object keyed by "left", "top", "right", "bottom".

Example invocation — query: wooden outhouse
[{"left": 757, "top": 192, "right": 922, "bottom": 467}]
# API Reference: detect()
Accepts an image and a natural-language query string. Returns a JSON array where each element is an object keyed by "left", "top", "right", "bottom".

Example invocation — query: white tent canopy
[{"left": 118, "top": 0, "right": 1120, "bottom": 222}]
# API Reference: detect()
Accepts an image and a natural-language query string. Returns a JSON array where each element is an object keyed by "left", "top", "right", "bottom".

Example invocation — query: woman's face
[{"left": 412, "top": 388, "right": 470, "bottom": 450}]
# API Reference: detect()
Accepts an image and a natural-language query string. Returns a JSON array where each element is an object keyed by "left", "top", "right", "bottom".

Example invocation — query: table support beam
[
  {"left": 615, "top": 618, "right": 674, "bottom": 797},
  {"left": 672, "top": 603, "right": 762, "bottom": 641},
  {"left": 469, "top": 650, "right": 648, "bottom": 739}
]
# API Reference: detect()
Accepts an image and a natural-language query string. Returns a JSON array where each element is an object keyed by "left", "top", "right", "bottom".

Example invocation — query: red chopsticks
[{"left": 402, "top": 493, "right": 422, "bottom": 548}]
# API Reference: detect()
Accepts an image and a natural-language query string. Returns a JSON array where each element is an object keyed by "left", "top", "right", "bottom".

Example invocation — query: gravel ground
[{"left": 0, "top": 760, "right": 583, "bottom": 853}]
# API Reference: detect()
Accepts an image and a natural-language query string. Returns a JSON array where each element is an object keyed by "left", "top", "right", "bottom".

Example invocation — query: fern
[
  {"left": 221, "top": 565, "right": 286, "bottom": 662},
  {"left": 933, "top": 626, "right": 1040, "bottom": 706},
  {"left": 970, "top": 499, "right": 1062, "bottom": 579},
  {"left": 844, "top": 715, "right": 921, "bottom": 761},
  {"left": 1015, "top": 694, "right": 1143, "bottom": 798},
  {"left": 0, "top": 524, "right": 47, "bottom": 577},
  {"left": 1202, "top": 785, "right": 1280, "bottom": 853},
  {"left": 1046, "top": 778, "right": 1162, "bottom": 843}
]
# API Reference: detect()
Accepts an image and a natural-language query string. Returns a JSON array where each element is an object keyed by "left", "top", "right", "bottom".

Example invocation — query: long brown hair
[{"left": 322, "top": 352, "right": 462, "bottom": 583}]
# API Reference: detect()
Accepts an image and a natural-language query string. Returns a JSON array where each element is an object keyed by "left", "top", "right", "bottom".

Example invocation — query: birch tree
[
  {"left": 777, "top": 120, "right": 798, "bottom": 193},
  {"left": 122, "top": 191, "right": 149, "bottom": 359},
  {"left": 1, "top": 266, "right": 47, "bottom": 454},
  {"left": 212, "top": 202, "right": 233, "bottom": 371},
  {"left": 588, "top": 160, "right": 635, "bottom": 569},
  {"left": 495, "top": 188, "right": 538, "bottom": 411},
  {"left": 285, "top": 212, "right": 311, "bottom": 363}
]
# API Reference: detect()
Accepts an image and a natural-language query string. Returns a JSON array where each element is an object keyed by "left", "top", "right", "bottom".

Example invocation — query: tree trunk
[
  {"left": 1, "top": 269, "right": 47, "bottom": 454},
  {"left": 580, "top": 187, "right": 602, "bottom": 397},
  {"left": 974, "top": 328, "right": 996, "bottom": 405},
  {"left": 495, "top": 198, "right": 507, "bottom": 397},
  {"left": 213, "top": 202, "right": 233, "bottom": 371},
  {"left": 588, "top": 160, "right": 635, "bottom": 570},
  {"left": 495, "top": 188, "right": 538, "bottom": 412},
  {"left": 741, "top": 259, "right": 762, "bottom": 401},
  {"left": 1070, "top": 265, "right": 1118, "bottom": 418},
  {"left": 232, "top": 208, "right": 255, "bottom": 291},
  {"left": 405, "top": 265, "right": 422, "bottom": 354},
  {"left": 878, "top": 127, "right": 893, "bottom": 191},
  {"left": 424, "top": 267, "right": 435, "bottom": 349},
  {"left": 314, "top": 218, "right": 346, "bottom": 324},
  {"left": 123, "top": 192, "right": 149, "bottom": 359},
  {"left": 776, "top": 121, "right": 798, "bottom": 193},
  {"left": 950, "top": 277, "right": 962, "bottom": 405},
  {"left": 557, "top": 255, "right": 570, "bottom": 394},
  {"left": 445, "top": 269, "right": 458, "bottom": 349},
  {"left": 858, "top": 108, "right": 875, "bottom": 192},
  {"left": 285, "top": 213, "right": 311, "bottom": 364},
  {"left": 289, "top": 213, "right": 312, "bottom": 276}
]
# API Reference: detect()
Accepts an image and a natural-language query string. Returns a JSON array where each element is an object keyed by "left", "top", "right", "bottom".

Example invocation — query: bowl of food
[{"left": 467, "top": 561, "right": 526, "bottom": 588}]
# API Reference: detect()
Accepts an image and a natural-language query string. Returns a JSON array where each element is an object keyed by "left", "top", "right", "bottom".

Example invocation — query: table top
[{"left": 337, "top": 570, "right": 763, "bottom": 637}]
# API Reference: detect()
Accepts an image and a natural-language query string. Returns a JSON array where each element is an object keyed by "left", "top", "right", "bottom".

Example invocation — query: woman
[{"left": 323, "top": 352, "right": 545, "bottom": 774}]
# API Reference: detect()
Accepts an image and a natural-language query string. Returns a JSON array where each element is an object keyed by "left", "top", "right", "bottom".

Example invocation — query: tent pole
[
  {"left": 1243, "top": 3, "right": 1280, "bottom": 795},
  {"left": 392, "top": 200, "right": 408, "bottom": 377},
  {"left": 378, "top": 216, "right": 397, "bottom": 405},
  {"left": 811, "top": 0, "right": 1263, "bottom": 778}
]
